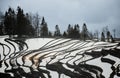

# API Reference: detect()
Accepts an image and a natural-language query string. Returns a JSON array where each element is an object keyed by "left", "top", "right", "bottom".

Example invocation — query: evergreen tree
[
  {"left": 101, "top": 32, "right": 105, "bottom": 41},
  {"left": 40, "top": 17, "right": 48, "bottom": 37},
  {"left": 0, "top": 12, "right": 4, "bottom": 35},
  {"left": 54, "top": 25, "right": 61, "bottom": 37},
  {"left": 67, "top": 24, "right": 71, "bottom": 37},
  {"left": 66, "top": 24, "right": 80, "bottom": 38},
  {"left": 16, "top": 7, "right": 35, "bottom": 37},
  {"left": 16, "top": 6, "right": 26, "bottom": 37},
  {"left": 81, "top": 23, "right": 88, "bottom": 41},
  {"left": 0, "top": 22, "right": 4, "bottom": 35},
  {"left": 67, "top": 24, "right": 73, "bottom": 38},
  {"left": 73, "top": 24, "right": 80, "bottom": 38},
  {"left": 107, "top": 31, "right": 110, "bottom": 42},
  {"left": 25, "top": 13, "right": 35, "bottom": 36},
  {"left": 63, "top": 31, "right": 67, "bottom": 37},
  {"left": 110, "top": 35, "right": 114, "bottom": 43},
  {"left": 4, "top": 7, "right": 16, "bottom": 36}
]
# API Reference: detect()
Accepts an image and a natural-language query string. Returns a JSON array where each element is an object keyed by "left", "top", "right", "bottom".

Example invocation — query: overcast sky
[{"left": 0, "top": 0, "right": 120, "bottom": 37}]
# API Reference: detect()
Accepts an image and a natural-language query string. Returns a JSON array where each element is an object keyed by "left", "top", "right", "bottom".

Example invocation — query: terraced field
[{"left": 0, "top": 37, "right": 120, "bottom": 78}]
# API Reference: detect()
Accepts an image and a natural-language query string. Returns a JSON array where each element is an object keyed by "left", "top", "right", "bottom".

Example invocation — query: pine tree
[
  {"left": 73, "top": 24, "right": 80, "bottom": 38},
  {"left": 110, "top": 35, "right": 114, "bottom": 43},
  {"left": 81, "top": 23, "right": 88, "bottom": 41},
  {"left": 0, "top": 11, "right": 4, "bottom": 35},
  {"left": 16, "top": 6, "right": 26, "bottom": 37},
  {"left": 40, "top": 17, "right": 48, "bottom": 37},
  {"left": 25, "top": 13, "right": 35, "bottom": 36},
  {"left": 101, "top": 32, "right": 105, "bottom": 41},
  {"left": 107, "top": 31, "right": 110, "bottom": 42},
  {"left": 67, "top": 24, "right": 73, "bottom": 38},
  {"left": 54, "top": 25, "right": 61, "bottom": 37},
  {"left": 0, "top": 22, "right": 4, "bottom": 35},
  {"left": 66, "top": 24, "right": 80, "bottom": 38},
  {"left": 16, "top": 7, "right": 35, "bottom": 37},
  {"left": 4, "top": 7, "right": 16, "bottom": 36},
  {"left": 63, "top": 31, "right": 67, "bottom": 37}
]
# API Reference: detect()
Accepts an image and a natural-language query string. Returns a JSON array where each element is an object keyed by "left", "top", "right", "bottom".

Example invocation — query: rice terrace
[{"left": 0, "top": 36, "right": 120, "bottom": 78}]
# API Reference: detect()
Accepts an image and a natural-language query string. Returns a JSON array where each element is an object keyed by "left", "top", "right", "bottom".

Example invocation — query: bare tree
[
  {"left": 113, "top": 29, "right": 116, "bottom": 39},
  {"left": 32, "top": 13, "right": 41, "bottom": 37},
  {"left": 0, "top": 11, "right": 4, "bottom": 21},
  {"left": 102, "top": 26, "right": 108, "bottom": 38},
  {"left": 94, "top": 30, "right": 99, "bottom": 40}
]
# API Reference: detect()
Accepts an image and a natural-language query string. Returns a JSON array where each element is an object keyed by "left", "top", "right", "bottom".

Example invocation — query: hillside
[{"left": 0, "top": 37, "right": 120, "bottom": 78}]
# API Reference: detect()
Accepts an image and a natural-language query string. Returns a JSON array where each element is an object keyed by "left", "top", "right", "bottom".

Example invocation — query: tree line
[
  {"left": 0, "top": 7, "right": 35, "bottom": 37},
  {"left": 0, "top": 7, "right": 115, "bottom": 42}
]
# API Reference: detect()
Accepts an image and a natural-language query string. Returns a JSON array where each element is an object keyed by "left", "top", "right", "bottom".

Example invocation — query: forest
[{"left": 0, "top": 7, "right": 115, "bottom": 42}]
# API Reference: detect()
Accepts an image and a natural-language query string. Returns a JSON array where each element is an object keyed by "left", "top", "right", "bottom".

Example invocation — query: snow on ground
[
  {"left": 25, "top": 38, "right": 54, "bottom": 50},
  {"left": 0, "top": 37, "right": 120, "bottom": 78},
  {"left": 86, "top": 57, "right": 112, "bottom": 78}
]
